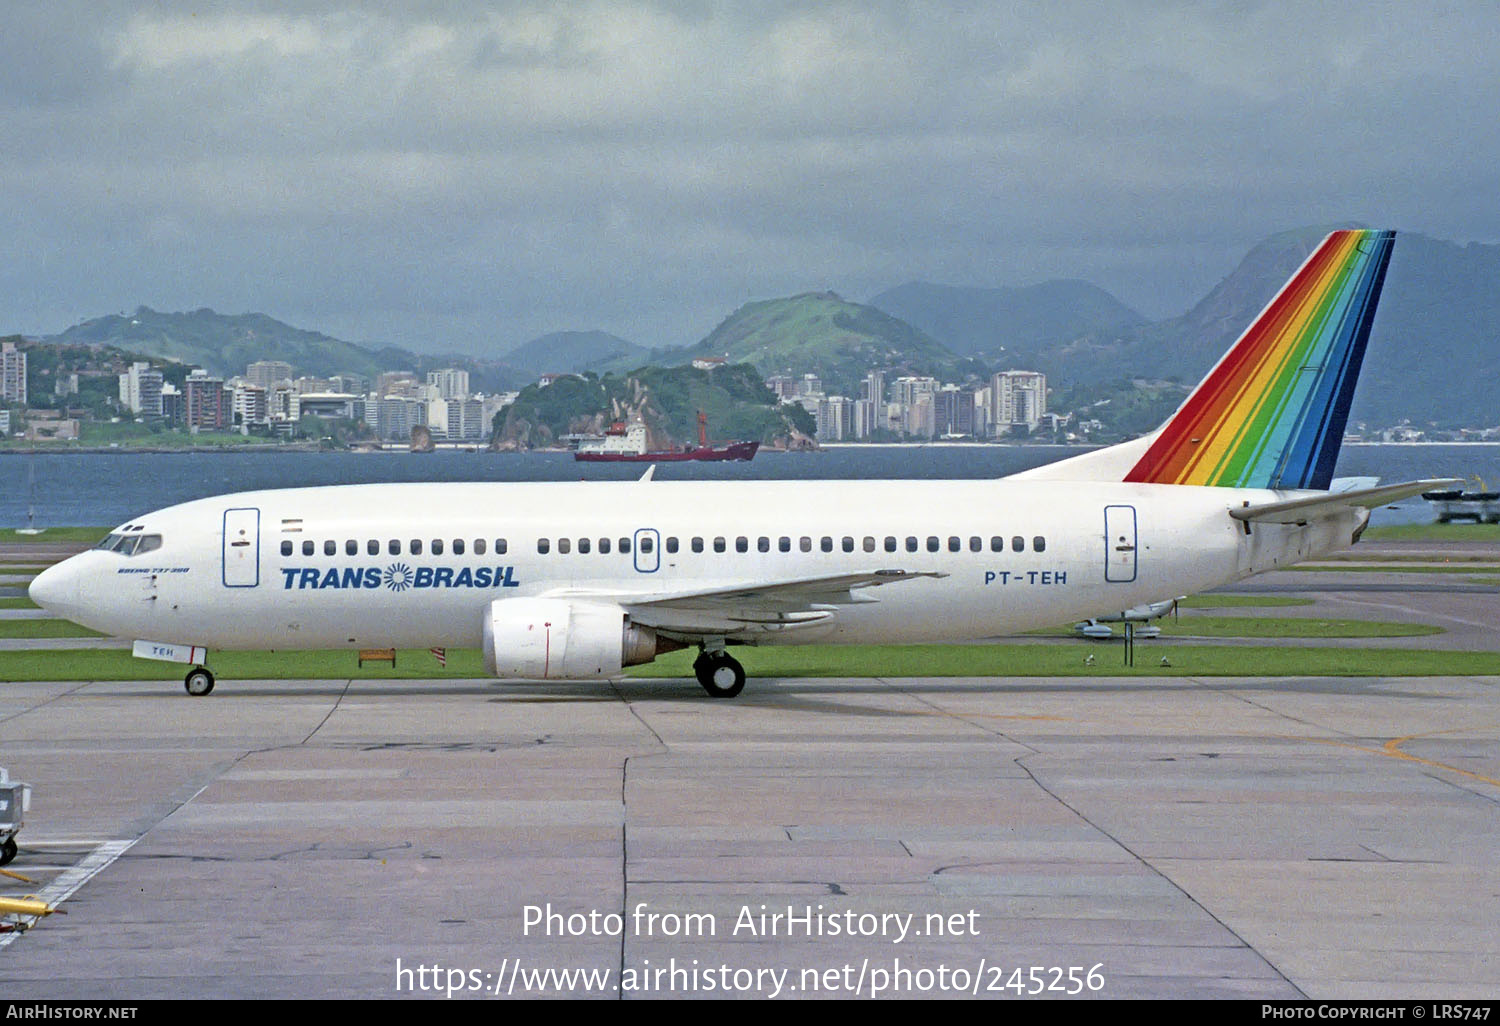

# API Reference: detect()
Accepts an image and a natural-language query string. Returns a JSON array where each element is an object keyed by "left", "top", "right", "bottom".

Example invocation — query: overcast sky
[{"left": 3, "top": 1, "right": 1496, "bottom": 356}]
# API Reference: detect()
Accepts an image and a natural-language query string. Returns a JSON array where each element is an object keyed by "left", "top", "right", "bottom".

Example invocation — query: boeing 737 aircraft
[{"left": 30, "top": 229, "right": 1449, "bottom": 698}]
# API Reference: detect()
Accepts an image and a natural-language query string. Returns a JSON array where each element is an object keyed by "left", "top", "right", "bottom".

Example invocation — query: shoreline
[{"left": 6, "top": 440, "right": 1499, "bottom": 456}]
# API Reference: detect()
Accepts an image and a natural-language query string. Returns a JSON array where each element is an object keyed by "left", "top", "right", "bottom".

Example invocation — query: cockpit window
[{"left": 94, "top": 532, "right": 162, "bottom": 556}]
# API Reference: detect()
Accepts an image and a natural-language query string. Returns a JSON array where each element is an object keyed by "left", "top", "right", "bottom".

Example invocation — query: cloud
[{"left": 2, "top": 1, "right": 1497, "bottom": 351}]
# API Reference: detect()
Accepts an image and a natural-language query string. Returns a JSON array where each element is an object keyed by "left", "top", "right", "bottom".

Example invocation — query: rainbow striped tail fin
[{"left": 1124, "top": 229, "right": 1396, "bottom": 490}]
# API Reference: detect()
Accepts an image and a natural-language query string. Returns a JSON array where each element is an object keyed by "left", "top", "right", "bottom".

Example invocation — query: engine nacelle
[{"left": 482, "top": 598, "right": 662, "bottom": 680}]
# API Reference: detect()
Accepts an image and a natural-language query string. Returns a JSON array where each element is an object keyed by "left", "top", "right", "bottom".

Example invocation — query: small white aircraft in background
[{"left": 30, "top": 230, "right": 1453, "bottom": 698}]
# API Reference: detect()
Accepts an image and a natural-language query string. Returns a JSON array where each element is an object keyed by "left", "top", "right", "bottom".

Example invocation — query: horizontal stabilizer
[{"left": 1229, "top": 479, "right": 1459, "bottom": 525}]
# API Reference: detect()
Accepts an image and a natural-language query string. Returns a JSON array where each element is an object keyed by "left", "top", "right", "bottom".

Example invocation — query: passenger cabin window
[
  {"left": 863, "top": 537, "right": 876, "bottom": 553},
  {"left": 281, "top": 540, "right": 293, "bottom": 556},
  {"left": 1033, "top": 536, "right": 1046, "bottom": 553},
  {"left": 991, "top": 536, "right": 1004, "bottom": 552},
  {"left": 969, "top": 536, "right": 982, "bottom": 552},
  {"left": 906, "top": 536, "right": 918, "bottom": 553},
  {"left": 758, "top": 537, "right": 770, "bottom": 553},
  {"left": 665, "top": 537, "right": 678, "bottom": 554},
  {"left": 495, "top": 539, "right": 508, "bottom": 555},
  {"left": 1012, "top": 536, "right": 1024, "bottom": 552},
  {"left": 926, "top": 536, "right": 940, "bottom": 553},
  {"left": 303, "top": 540, "right": 315, "bottom": 556},
  {"left": 800, "top": 537, "right": 812, "bottom": 552},
  {"left": 842, "top": 537, "right": 854, "bottom": 553},
  {"left": 345, "top": 540, "right": 358, "bottom": 556},
  {"left": 692, "top": 537, "right": 704, "bottom": 553},
  {"left": 474, "top": 539, "right": 487, "bottom": 556},
  {"left": 410, "top": 539, "right": 423, "bottom": 556},
  {"left": 432, "top": 539, "right": 445, "bottom": 556},
  {"left": 389, "top": 539, "right": 401, "bottom": 555},
  {"left": 537, "top": 538, "right": 550, "bottom": 554},
  {"left": 713, "top": 537, "right": 726, "bottom": 553},
  {"left": 639, "top": 536, "right": 653, "bottom": 554},
  {"left": 779, "top": 537, "right": 791, "bottom": 553},
  {"left": 579, "top": 537, "right": 591, "bottom": 554},
  {"left": 619, "top": 537, "right": 631, "bottom": 554},
  {"left": 596, "top": 538, "right": 608, "bottom": 554},
  {"left": 884, "top": 536, "right": 897, "bottom": 553},
  {"left": 453, "top": 539, "right": 465, "bottom": 555},
  {"left": 557, "top": 538, "right": 570, "bottom": 554},
  {"left": 367, "top": 539, "right": 379, "bottom": 556},
  {"left": 821, "top": 537, "right": 833, "bottom": 553},
  {"left": 735, "top": 536, "right": 747, "bottom": 553},
  {"left": 323, "top": 540, "right": 336, "bottom": 556},
  {"left": 947, "top": 536, "right": 960, "bottom": 553}
]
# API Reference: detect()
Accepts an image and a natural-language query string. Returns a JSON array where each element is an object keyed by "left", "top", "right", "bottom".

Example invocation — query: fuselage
[{"left": 29, "top": 477, "right": 1354, "bottom": 653}]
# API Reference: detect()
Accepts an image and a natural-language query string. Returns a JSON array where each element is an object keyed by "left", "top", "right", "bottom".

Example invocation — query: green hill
[
  {"left": 52, "top": 306, "right": 398, "bottom": 381},
  {"left": 683, "top": 292, "right": 971, "bottom": 397},
  {"left": 498, "top": 363, "right": 813, "bottom": 450}
]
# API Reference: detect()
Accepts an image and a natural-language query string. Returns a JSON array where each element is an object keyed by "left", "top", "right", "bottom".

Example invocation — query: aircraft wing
[
  {"left": 1229, "top": 479, "right": 1460, "bottom": 525},
  {"left": 545, "top": 569, "right": 945, "bottom": 636}
]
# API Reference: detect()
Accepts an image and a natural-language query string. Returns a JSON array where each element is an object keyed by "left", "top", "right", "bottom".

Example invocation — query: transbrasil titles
[{"left": 280, "top": 563, "right": 520, "bottom": 592}]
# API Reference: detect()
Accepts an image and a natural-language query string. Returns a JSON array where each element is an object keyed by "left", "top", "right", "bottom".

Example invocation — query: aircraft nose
[{"left": 28, "top": 560, "right": 80, "bottom": 618}]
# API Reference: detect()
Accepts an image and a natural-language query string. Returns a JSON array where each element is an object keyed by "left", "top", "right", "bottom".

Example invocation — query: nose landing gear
[{"left": 184, "top": 666, "right": 216, "bottom": 696}]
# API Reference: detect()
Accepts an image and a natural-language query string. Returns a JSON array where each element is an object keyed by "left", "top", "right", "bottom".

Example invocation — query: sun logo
[{"left": 383, "top": 563, "right": 414, "bottom": 592}]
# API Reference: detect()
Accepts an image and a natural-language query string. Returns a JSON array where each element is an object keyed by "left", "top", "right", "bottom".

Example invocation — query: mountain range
[
  {"left": 867, "top": 279, "right": 1148, "bottom": 362},
  {"left": 26, "top": 227, "right": 1500, "bottom": 428}
]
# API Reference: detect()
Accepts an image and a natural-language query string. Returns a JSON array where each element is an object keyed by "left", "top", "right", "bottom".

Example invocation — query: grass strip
[
  {"left": 0, "top": 619, "right": 105, "bottom": 638},
  {"left": 1177, "top": 595, "right": 1314, "bottom": 609},
  {"left": 5, "top": 643, "right": 1500, "bottom": 683},
  {"left": 1027, "top": 614, "right": 1438, "bottom": 638},
  {"left": 1161, "top": 616, "right": 1441, "bottom": 638},
  {"left": 1283, "top": 563, "right": 1500, "bottom": 574},
  {"left": 1362, "top": 523, "right": 1500, "bottom": 541},
  {"left": 0, "top": 527, "right": 110, "bottom": 544}
]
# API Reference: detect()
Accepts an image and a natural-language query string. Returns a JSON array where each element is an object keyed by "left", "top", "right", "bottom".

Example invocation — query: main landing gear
[
  {"left": 693, "top": 649, "right": 746, "bottom": 699},
  {"left": 184, "top": 665, "right": 216, "bottom": 697}
]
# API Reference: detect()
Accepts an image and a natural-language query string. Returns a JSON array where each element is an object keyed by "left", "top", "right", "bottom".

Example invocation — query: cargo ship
[{"left": 574, "top": 411, "right": 759, "bottom": 463}]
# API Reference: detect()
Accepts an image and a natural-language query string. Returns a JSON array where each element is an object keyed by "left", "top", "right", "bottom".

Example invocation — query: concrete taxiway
[{"left": 2, "top": 670, "right": 1498, "bottom": 1000}]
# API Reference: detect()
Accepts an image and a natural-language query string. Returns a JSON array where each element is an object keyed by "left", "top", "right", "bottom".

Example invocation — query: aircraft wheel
[
  {"left": 0, "top": 837, "right": 16, "bottom": 866},
  {"left": 184, "top": 666, "right": 216, "bottom": 697},
  {"left": 698, "top": 653, "right": 745, "bottom": 699}
]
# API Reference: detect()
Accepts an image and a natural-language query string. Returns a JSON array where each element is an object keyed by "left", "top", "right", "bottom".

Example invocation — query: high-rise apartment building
[
  {"left": 185, "top": 370, "right": 231, "bottom": 431},
  {"left": 991, "top": 371, "right": 1047, "bottom": 434},
  {"left": 1, "top": 342, "right": 26, "bottom": 404},
  {"left": 118, "top": 362, "right": 164, "bottom": 417},
  {"left": 427, "top": 368, "right": 470, "bottom": 400},
  {"left": 246, "top": 361, "right": 293, "bottom": 392}
]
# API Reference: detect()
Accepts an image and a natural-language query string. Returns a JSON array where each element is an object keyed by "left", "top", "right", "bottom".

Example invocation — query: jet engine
[{"left": 482, "top": 598, "right": 668, "bottom": 679}]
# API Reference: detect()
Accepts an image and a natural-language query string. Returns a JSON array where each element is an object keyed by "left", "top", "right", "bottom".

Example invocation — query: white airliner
[{"left": 29, "top": 230, "right": 1450, "bottom": 698}]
